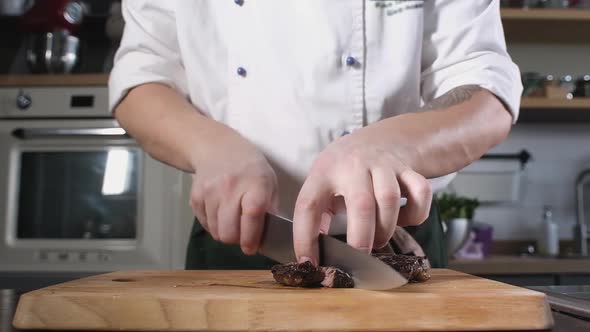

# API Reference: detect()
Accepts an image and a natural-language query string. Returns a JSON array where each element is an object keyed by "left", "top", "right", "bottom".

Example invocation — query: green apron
[{"left": 185, "top": 200, "right": 447, "bottom": 270}]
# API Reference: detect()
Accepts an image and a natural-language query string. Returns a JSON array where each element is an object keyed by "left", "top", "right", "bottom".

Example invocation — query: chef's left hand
[{"left": 292, "top": 125, "right": 432, "bottom": 265}]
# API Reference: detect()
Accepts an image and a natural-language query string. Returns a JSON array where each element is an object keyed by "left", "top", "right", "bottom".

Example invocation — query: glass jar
[{"left": 575, "top": 75, "right": 590, "bottom": 98}]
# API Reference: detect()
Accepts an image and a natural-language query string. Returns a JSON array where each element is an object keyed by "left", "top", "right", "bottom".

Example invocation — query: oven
[{"left": 0, "top": 86, "right": 193, "bottom": 275}]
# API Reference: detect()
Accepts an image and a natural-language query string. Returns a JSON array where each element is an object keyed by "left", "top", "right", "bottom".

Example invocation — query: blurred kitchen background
[
  {"left": 0, "top": 0, "right": 590, "bottom": 291},
  {"left": 0, "top": 0, "right": 195, "bottom": 292}
]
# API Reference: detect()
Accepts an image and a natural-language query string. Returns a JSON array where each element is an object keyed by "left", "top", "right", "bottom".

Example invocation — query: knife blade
[
  {"left": 258, "top": 205, "right": 409, "bottom": 290},
  {"left": 318, "top": 234, "right": 408, "bottom": 290}
]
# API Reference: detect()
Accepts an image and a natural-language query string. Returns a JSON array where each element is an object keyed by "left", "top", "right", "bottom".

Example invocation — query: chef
[{"left": 109, "top": 0, "right": 522, "bottom": 269}]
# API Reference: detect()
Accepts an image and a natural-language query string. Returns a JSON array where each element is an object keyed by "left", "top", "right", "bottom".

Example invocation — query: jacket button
[
  {"left": 345, "top": 56, "right": 356, "bottom": 66},
  {"left": 234, "top": 0, "right": 244, "bottom": 6},
  {"left": 237, "top": 67, "right": 247, "bottom": 77}
]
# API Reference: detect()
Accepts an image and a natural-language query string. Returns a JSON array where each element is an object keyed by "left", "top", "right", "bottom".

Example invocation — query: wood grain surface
[
  {"left": 501, "top": 8, "right": 590, "bottom": 21},
  {"left": 12, "top": 269, "right": 553, "bottom": 331},
  {"left": 0, "top": 74, "right": 108, "bottom": 86}
]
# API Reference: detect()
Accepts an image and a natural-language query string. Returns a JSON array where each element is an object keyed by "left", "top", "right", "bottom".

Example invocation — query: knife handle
[{"left": 399, "top": 197, "right": 407, "bottom": 207}]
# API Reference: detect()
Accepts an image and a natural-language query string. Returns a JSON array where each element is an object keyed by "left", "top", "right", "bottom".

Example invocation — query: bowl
[{"left": 444, "top": 218, "right": 474, "bottom": 255}]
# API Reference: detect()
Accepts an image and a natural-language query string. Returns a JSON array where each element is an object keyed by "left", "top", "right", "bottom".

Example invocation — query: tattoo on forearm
[{"left": 421, "top": 85, "right": 482, "bottom": 111}]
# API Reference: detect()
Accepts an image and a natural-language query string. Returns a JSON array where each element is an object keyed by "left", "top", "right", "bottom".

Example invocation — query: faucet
[{"left": 575, "top": 170, "right": 590, "bottom": 256}]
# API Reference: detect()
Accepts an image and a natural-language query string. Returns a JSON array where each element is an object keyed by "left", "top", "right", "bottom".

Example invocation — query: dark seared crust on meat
[
  {"left": 320, "top": 267, "right": 354, "bottom": 288},
  {"left": 372, "top": 253, "right": 431, "bottom": 283},
  {"left": 271, "top": 261, "right": 325, "bottom": 287},
  {"left": 271, "top": 254, "right": 430, "bottom": 288}
]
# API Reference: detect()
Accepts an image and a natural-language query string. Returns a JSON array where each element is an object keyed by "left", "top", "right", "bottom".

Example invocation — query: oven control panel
[
  {"left": 0, "top": 86, "right": 110, "bottom": 118},
  {"left": 16, "top": 91, "right": 33, "bottom": 110},
  {"left": 34, "top": 251, "right": 113, "bottom": 264}
]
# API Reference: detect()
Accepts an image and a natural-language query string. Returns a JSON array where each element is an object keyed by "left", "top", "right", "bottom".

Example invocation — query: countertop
[
  {"left": 0, "top": 74, "right": 109, "bottom": 87},
  {"left": 448, "top": 255, "right": 590, "bottom": 275},
  {"left": 2, "top": 288, "right": 590, "bottom": 332}
]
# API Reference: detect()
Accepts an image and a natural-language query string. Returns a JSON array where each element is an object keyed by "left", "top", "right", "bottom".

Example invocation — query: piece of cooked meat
[
  {"left": 271, "top": 261, "right": 325, "bottom": 287},
  {"left": 320, "top": 266, "right": 354, "bottom": 288},
  {"left": 271, "top": 253, "right": 430, "bottom": 288},
  {"left": 373, "top": 253, "right": 431, "bottom": 282}
]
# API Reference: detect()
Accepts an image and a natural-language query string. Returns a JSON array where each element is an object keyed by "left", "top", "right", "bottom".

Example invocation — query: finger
[
  {"left": 268, "top": 187, "right": 280, "bottom": 216},
  {"left": 397, "top": 169, "right": 433, "bottom": 226},
  {"left": 217, "top": 197, "right": 241, "bottom": 245},
  {"left": 371, "top": 167, "right": 401, "bottom": 249},
  {"left": 240, "top": 186, "right": 272, "bottom": 255},
  {"left": 205, "top": 198, "right": 220, "bottom": 241},
  {"left": 190, "top": 189, "right": 208, "bottom": 232},
  {"left": 319, "top": 211, "right": 332, "bottom": 235},
  {"left": 293, "top": 177, "right": 331, "bottom": 265},
  {"left": 344, "top": 170, "right": 377, "bottom": 254}
]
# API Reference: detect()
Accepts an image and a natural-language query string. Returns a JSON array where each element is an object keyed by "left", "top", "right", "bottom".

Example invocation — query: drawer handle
[{"left": 12, "top": 127, "right": 128, "bottom": 139}]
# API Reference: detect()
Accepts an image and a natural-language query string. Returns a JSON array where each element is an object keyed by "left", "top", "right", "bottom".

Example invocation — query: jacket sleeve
[
  {"left": 108, "top": 0, "right": 187, "bottom": 112},
  {"left": 421, "top": 0, "right": 522, "bottom": 123}
]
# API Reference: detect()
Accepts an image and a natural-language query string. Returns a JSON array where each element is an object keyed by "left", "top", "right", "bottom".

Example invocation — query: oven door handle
[{"left": 12, "top": 128, "right": 129, "bottom": 139}]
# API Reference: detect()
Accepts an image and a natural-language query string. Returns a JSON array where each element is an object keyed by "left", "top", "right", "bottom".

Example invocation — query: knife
[{"left": 258, "top": 198, "right": 408, "bottom": 290}]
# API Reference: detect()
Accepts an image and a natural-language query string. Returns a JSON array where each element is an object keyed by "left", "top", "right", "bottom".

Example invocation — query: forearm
[
  {"left": 379, "top": 85, "right": 513, "bottom": 178},
  {"left": 114, "top": 83, "right": 241, "bottom": 173}
]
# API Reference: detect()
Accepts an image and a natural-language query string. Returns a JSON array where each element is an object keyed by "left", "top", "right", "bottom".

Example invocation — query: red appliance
[{"left": 22, "top": 0, "right": 84, "bottom": 33}]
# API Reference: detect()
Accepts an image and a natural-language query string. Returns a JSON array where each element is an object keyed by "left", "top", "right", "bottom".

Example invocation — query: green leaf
[{"left": 435, "top": 192, "right": 479, "bottom": 221}]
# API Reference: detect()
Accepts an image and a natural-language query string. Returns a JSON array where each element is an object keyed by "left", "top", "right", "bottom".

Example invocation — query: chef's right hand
[{"left": 189, "top": 134, "right": 278, "bottom": 255}]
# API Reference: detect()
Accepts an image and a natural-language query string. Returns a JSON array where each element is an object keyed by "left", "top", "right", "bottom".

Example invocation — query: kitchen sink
[
  {"left": 538, "top": 285, "right": 590, "bottom": 300},
  {"left": 558, "top": 253, "right": 590, "bottom": 260},
  {"left": 530, "top": 285, "right": 590, "bottom": 319}
]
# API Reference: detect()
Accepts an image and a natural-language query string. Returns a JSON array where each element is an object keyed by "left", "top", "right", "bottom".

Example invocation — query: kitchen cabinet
[
  {"left": 501, "top": 9, "right": 590, "bottom": 122},
  {"left": 521, "top": 98, "right": 590, "bottom": 109},
  {"left": 0, "top": 272, "right": 97, "bottom": 290},
  {"left": 519, "top": 97, "right": 590, "bottom": 122},
  {"left": 502, "top": 8, "right": 590, "bottom": 44},
  {"left": 559, "top": 274, "right": 590, "bottom": 285}
]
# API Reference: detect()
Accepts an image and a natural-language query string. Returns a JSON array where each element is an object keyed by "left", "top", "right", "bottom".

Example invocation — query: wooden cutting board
[{"left": 13, "top": 269, "right": 553, "bottom": 331}]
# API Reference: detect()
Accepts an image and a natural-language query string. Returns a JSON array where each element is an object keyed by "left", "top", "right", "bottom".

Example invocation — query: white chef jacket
[{"left": 109, "top": 0, "right": 522, "bottom": 222}]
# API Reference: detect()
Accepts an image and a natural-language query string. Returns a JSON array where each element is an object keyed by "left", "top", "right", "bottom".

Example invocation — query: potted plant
[
  {"left": 437, "top": 193, "right": 480, "bottom": 222},
  {"left": 436, "top": 193, "right": 480, "bottom": 255}
]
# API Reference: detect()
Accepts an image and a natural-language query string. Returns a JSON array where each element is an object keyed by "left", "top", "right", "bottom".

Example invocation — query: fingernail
[
  {"left": 355, "top": 246, "right": 372, "bottom": 254},
  {"left": 374, "top": 242, "right": 387, "bottom": 250},
  {"left": 242, "top": 246, "right": 254, "bottom": 256}
]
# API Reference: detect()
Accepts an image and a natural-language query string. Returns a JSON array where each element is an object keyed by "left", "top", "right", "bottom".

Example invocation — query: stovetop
[{"left": 530, "top": 285, "right": 590, "bottom": 320}]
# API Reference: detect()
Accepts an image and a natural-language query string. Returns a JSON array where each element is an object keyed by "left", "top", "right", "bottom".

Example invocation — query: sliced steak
[
  {"left": 373, "top": 253, "right": 431, "bottom": 282},
  {"left": 270, "top": 261, "right": 325, "bottom": 287},
  {"left": 320, "top": 266, "right": 354, "bottom": 288},
  {"left": 271, "top": 253, "right": 430, "bottom": 288}
]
